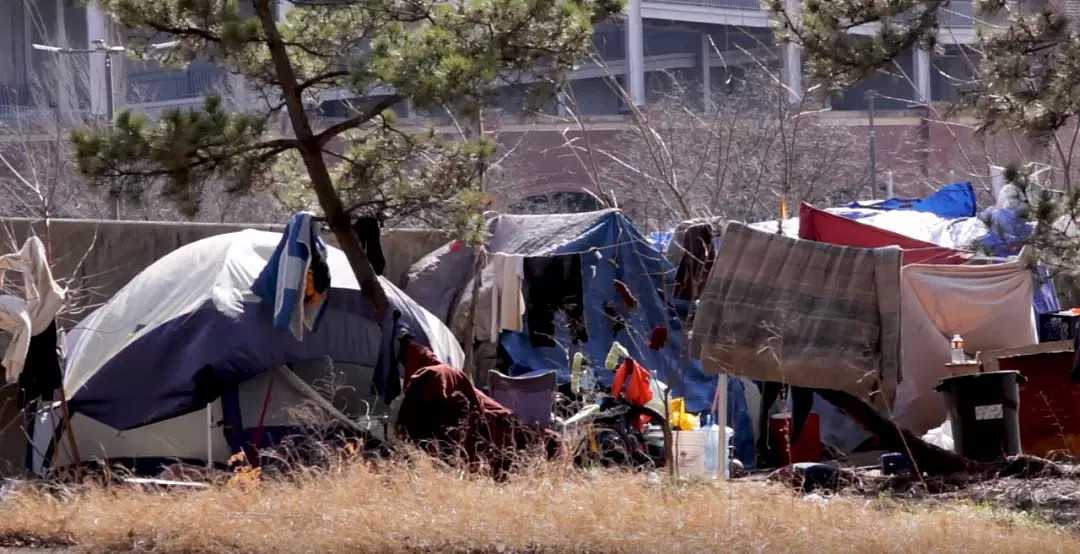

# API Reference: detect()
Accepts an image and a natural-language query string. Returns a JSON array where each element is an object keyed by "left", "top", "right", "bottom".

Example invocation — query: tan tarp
[
  {"left": 0, "top": 217, "right": 448, "bottom": 476},
  {"left": 893, "top": 253, "right": 1037, "bottom": 434}
]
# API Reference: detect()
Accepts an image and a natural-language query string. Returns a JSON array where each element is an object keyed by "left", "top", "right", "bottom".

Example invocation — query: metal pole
[
  {"left": 104, "top": 52, "right": 114, "bottom": 123},
  {"left": 105, "top": 51, "right": 120, "bottom": 220},
  {"left": 865, "top": 89, "right": 878, "bottom": 201}
]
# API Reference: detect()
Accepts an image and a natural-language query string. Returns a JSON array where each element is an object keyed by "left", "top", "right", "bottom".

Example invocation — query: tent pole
[
  {"left": 716, "top": 374, "right": 728, "bottom": 480},
  {"left": 206, "top": 405, "right": 213, "bottom": 469},
  {"left": 56, "top": 385, "right": 83, "bottom": 482}
]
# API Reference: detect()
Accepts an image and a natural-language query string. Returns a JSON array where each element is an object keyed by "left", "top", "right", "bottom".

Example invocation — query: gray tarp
[{"left": 405, "top": 210, "right": 618, "bottom": 343}]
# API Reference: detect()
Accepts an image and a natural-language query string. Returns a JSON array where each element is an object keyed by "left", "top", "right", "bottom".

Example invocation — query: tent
[
  {"left": 35, "top": 230, "right": 462, "bottom": 473},
  {"left": 407, "top": 210, "right": 719, "bottom": 413}
]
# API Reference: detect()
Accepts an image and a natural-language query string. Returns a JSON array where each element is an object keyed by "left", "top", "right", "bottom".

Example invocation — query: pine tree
[
  {"left": 768, "top": 1, "right": 1080, "bottom": 284},
  {"left": 70, "top": 0, "right": 619, "bottom": 318},
  {"left": 766, "top": 1, "right": 1080, "bottom": 139}
]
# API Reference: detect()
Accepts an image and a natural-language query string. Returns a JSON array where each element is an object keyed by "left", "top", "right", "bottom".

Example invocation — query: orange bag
[{"left": 613, "top": 359, "right": 653, "bottom": 407}]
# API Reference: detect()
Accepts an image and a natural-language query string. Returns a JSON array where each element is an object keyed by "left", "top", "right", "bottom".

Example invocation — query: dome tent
[{"left": 33, "top": 229, "right": 461, "bottom": 473}]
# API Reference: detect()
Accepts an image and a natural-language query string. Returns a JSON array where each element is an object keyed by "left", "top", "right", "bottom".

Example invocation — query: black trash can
[{"left": 935, "top": 370, "right": 1026, "bottom": 462}]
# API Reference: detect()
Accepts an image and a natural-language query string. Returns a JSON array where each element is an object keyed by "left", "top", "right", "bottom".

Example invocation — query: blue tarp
[
  {"left": 497, "top": 211, "right": 756, "bottom": 467},
  {"left": 847, "top": 182, "right": 977, "bottom": 219}
]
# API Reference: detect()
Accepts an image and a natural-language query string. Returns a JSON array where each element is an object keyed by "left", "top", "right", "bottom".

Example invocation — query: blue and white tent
[{"left": 63, "top": 229, "right": 462, "bottom": 433}]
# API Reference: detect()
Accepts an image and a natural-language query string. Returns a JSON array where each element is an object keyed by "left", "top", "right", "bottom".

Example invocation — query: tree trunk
[{"left": 250, "top": 0, "right": 389, "bottom": 320}]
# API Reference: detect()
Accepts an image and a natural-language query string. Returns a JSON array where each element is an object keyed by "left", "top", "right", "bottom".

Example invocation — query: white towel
[
  {"left": 0, "top": 236, "right": 65, "bottom": 382},
  {"left": 489, "top": 253, "right": 524, "bottom": 343}
]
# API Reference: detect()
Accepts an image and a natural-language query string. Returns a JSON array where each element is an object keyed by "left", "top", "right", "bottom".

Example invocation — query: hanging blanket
[
  {"left": 893, "top": 254, "right": 1036, "bottom": 434},
  {"left": 690, "top": 222, "right": 903, "bottom": 407}
]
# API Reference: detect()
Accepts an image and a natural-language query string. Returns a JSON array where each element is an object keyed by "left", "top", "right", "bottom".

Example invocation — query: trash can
[{"left": 935, "top": 370, "right": 1026, "bottom": 462}]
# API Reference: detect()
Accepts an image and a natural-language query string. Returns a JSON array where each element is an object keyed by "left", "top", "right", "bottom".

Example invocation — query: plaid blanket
[{"left": 689, "top": 222, "right": 902, "bottom": 406}]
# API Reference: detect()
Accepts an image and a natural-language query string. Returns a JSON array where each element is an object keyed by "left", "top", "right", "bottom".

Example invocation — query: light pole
[
  {"left": 865, "top": 89, "right": 878, "bottom": 201},
  {"left": 34, "top": 39, "right": 126, "bottom": 219}
]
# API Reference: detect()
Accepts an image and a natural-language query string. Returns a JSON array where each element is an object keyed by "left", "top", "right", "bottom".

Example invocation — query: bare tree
[{"left": 543, "top": 52, "right": 865, "bottom": 231}]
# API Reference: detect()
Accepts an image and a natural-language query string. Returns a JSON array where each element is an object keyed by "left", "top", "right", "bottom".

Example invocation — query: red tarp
[{"left": 798, "top": 203, "right": 972, "bottom": 265}]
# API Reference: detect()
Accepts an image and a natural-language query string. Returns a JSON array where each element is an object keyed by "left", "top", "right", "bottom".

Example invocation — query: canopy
[{"left": 65, "top": 230, "right": 462, "bottom": 431}]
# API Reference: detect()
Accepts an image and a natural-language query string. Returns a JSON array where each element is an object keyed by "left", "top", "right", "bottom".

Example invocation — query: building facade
[{"left": 0, "top": 0, "right": 1047, "bottom": 215}]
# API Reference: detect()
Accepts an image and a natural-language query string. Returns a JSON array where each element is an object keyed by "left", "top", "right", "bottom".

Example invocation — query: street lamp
[
  {"left": 34, "top": 39, "right": 126, "bottom": 219},
  {"left": 34, "top": 39, "right": 126, "bottom": 123}
]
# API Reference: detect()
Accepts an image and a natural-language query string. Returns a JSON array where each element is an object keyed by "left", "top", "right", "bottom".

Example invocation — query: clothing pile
[{"left": 396, "top": 340, "right": 562, "bottom": 477}]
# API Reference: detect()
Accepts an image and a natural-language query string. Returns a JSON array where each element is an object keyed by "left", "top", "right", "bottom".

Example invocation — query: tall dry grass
[{"left": 0, "top": 456, "right": 1077, "bottom": 553}]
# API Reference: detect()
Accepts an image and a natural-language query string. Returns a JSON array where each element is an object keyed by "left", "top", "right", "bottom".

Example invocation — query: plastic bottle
[
  {"left": 571, "top": 352, "right": 584, "bottom": 394},
  {"left": 703, "top": 415, "right": 719, "bottom": 478},
  {"left": 950, "top": 334, "right": 965, "bottom": 363}
]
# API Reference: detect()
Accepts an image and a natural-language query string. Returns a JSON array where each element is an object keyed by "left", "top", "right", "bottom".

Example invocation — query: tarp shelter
[
  {"left": 407, "top": 210, "right": 718, "bottom": 413},
  {"left": 756, "top": 193, "right": 1059, "bottom": 315},
  {"left": 37, "top": 230, "right": 461, "bottom": 472},
  {"left": 846, "top": 181, "right": 977, "bottom": 219},
  {"left": 798, "top": 204, "right": 973, "bottom": 265},
  {"left": 893, "top": 252, "right": 1038, "bottom": 434},
  {"left": 797, "top": 201, "right": 1046, "bottom": 436}
]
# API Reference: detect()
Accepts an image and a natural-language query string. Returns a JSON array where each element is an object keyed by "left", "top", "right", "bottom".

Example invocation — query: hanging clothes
[
  {"left": 523, "top": 255, "right": 585, "bottom": 347},
  {"left": 18, "top": 320, "right": 61, "bottom": 407},
  {"left": 352, "top": 216, "right": 386, "bottom": 276},
  {"left": 252, "top": 212, "right": 330, "bottom": 340},
  {"left": 0, "top": 296, "right": 31, "bottom": 384},
  {"left": 489, "top": 253, "right": 525, "bottom": 343},
  {"left": 613, "top": 358, "right": 653, "bottom": 407},
  {"left": 0, "top": 236, "right": 64, "bottom": 383},
  {"left": 674, "top": 222, "right": 717, "bottom": 300}
]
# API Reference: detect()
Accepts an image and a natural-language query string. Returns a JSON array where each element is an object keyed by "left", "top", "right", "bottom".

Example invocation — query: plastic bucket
[
  {"left": 672, "top": 430, "right": 707, "bottom": 478},
  {"left": 935, "top": 370, "right": 1026, "bottom": 462}
]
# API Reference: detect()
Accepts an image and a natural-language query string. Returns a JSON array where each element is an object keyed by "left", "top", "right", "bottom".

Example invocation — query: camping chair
[{"left": 488, "top": 370, "right": 558, "bottom": 428}]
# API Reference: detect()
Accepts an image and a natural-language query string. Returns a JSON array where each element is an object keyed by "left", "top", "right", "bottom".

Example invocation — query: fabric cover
[
  {"left": 847, "top": 182, "right": 977, "bottom": 219},
  {"left": 893, "top": 253, "right": 1037, "bottom": 434},
  {"left": 396, "top": 341, "right": 560, "bottom": 477},
  {"left": 798, "top": 203, "right": 972, "bottom": 265},
  {"left": 690, "top": 222, "right": 902, "bottom": 407},
  {"left": 64, "top": 230, "right": 462, "bottom": 431}
]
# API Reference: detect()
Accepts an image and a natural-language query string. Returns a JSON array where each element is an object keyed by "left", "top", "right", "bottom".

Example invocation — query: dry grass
[{"left": 1, "top": 457, "right": 1078, "bottom": 554}]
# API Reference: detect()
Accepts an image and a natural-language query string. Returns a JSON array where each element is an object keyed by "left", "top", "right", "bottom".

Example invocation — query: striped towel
[{"left": 252, "top": 212, "right": 330, "bottom": 340}]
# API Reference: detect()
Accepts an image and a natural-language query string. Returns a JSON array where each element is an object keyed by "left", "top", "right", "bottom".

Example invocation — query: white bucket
[{"left": 672, "top": 430, "right": 707, "bottom": 478}]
